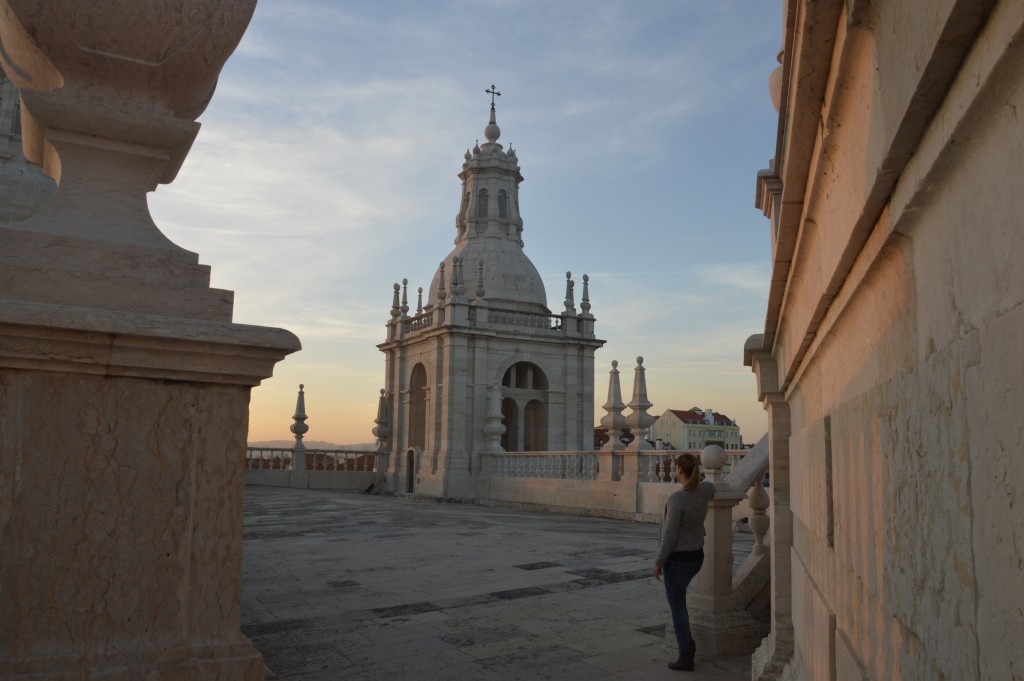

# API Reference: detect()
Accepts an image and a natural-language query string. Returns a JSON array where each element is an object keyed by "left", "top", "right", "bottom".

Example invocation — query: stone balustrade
[
  {"left": 686, "top": 437, "right": 772, "bottom": 660},
  {"left": 403, "top": 310, "right": 435, "bottom": 333},
  {"left": 489, "top": 451, "right": 600, "bottom": 480},
  {"left": 483, "top": 308, "right": 562, "bottom": 331},
  {"left": 245, "top": 447, "right": 378, "bottom": 491},
  {"left": 245, "top": 447, "right": 377, "bottom": 472}
]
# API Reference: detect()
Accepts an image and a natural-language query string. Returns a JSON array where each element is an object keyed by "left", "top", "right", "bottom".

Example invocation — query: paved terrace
[{"left": 242, "top": 486, "right": 753, "bottom": 681}]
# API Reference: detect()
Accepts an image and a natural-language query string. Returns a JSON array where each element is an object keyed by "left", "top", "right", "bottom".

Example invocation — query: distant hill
[{"left": 248, "top": 439, "right": 377, "bottom": 450}]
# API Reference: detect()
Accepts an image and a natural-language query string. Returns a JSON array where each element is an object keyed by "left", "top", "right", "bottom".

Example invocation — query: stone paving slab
[{"left": 242, "top": 486, "right": 752, "bottom": 681}]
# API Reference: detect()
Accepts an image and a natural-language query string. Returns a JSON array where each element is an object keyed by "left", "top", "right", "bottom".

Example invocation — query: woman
[{"left": 653, "top": 453, "right": 715, "bottom": 671}]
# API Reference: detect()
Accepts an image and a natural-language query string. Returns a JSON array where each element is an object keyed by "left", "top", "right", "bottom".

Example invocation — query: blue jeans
[{"left": 663, "top": 553, "right": 704, "bottom": 655}]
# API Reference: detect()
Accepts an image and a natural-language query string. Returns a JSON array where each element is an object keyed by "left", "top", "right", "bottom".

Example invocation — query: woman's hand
[{"left": 653, "top": 564, "right": 662, "bottom": 581}]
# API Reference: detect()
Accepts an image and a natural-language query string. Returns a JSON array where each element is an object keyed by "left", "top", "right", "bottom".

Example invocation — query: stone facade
[
  {"left": 0, "top": 3, "right": 297, "bottom": 679},
  {"left": 747, "top": 2, "right": 1024, "bottom": 679},
  {"left": 377, "top": 103, "right": 605, "bottom": 499}
]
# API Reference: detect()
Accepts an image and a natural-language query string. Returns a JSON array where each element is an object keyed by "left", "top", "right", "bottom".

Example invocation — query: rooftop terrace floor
[{"left": 242, "top": 486, "right": 752, "bottom": 681}]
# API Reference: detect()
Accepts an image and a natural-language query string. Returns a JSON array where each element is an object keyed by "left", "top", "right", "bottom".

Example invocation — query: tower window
[
  {"left": 477, "top": 189, "right": 489, "bottom": 217},
  {"left": 500, "top": 362, "right": 549, "bottom": 453},
  {"left": 498, "top": 190, "right": 508, "bottom": 218}
]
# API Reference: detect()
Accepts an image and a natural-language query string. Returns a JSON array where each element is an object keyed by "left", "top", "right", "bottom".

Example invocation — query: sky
[{"left": 148, "top": 0, "right": 782, "bottom": 446}]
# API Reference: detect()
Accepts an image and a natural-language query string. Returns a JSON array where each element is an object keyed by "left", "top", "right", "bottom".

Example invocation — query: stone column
[
  {"left": 747, "top": 336, "right": 794, "bottom": 679},
  {"left": 0, "top": 3, "right": 298, "bottom": 679}
]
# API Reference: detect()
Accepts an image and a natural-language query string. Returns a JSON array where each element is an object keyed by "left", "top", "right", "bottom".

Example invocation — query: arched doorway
[{"left": 408, "top": 363, "right": 427, "bottom": 449}]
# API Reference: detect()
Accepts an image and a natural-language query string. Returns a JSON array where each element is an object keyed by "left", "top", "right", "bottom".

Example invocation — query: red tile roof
[{"left": 666, "top": 409, "right": 736, "bottom": 426}]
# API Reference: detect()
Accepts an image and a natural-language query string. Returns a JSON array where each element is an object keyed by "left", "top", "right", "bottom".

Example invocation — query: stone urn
[{"left": 0, "top": 0, "right": 258, "bottom": 318}]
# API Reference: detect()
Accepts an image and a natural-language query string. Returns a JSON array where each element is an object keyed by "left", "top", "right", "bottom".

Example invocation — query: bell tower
[{"left": 377, "top": 89, "right": 605, "bottom": 499}]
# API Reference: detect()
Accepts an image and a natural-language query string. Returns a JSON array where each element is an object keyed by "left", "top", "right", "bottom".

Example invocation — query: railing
[
  {"left": 403, "top": 311, "right": 435, "bottom": 334},
  {"left": 244, "top": 448, "right": 291, "bottom": 469},
  {"left": 638, "top": 450, "right": 748, "bottom": 482},
  {"left": 487, "top": 309, "right": 562, "bottom": 331},
  {"left": 686, "top": 434, "right": 771, "bottom": 660},
  {"left": 490, "top": 452, "right": 599, "bottom": 480},
  {"left": 245, "top": 447, "right": 377, "bottom": 472}
]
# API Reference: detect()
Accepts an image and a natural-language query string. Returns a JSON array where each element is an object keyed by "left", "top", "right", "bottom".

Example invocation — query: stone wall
[{"left": 750, "top": 2, "right": 1024, "bottom": 679}]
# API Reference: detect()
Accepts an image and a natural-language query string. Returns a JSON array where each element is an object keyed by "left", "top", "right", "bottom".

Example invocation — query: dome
[{"left": 428, "top": 239, "right": 549, "bottom": 314}]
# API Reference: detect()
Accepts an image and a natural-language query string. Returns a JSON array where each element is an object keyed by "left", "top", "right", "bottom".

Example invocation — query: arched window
[
  {"left": 477, "top": 188, "right": 489, "bottom": 217},
  {"left": 500, "top": 362, "right": 548, "bottom": 452},
  {"left": 502, "top": 362, "right": 548, "bottom": 390},
  {"left": 497, "top": 190, "right": 508, "bottom": 218},
  {"left": 408, "top": 363, "right": 427, "bottom": 448}
]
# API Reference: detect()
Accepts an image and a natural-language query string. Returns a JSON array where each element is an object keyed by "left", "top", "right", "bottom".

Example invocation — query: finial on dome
[
  {"left": 486, "top": 84, "right": 501, "bottom": 109},
  {"left": 484, "top": 84, "right": 501, "bottom": 143}
]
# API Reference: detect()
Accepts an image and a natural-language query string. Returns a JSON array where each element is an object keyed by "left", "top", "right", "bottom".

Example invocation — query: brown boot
[{"left": 667, "top": 652, "right": 695, "bottom": 671}]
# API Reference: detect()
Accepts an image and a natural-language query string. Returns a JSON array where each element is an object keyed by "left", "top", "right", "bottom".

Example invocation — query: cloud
[{"left": 147, "top": 0, "right": 780, "bottom": 444}]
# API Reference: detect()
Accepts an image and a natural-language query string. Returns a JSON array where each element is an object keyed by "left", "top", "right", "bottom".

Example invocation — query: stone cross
[{"left": 486, "top": 84, "right": 501, "bottom": 108}]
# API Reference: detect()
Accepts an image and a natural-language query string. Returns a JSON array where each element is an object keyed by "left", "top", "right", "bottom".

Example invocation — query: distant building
[{"left": 649, "top": 407, "right": 741, "bottom": 451}]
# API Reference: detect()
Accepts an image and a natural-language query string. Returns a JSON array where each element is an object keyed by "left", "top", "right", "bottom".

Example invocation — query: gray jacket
[{"left": 655, "top": 481, "right": 715, "bottom": 566}]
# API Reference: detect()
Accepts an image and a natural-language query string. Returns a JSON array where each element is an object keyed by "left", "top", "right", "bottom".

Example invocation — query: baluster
[{"left": 748, "top": 472, "right": 771, "bottom": 555}]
